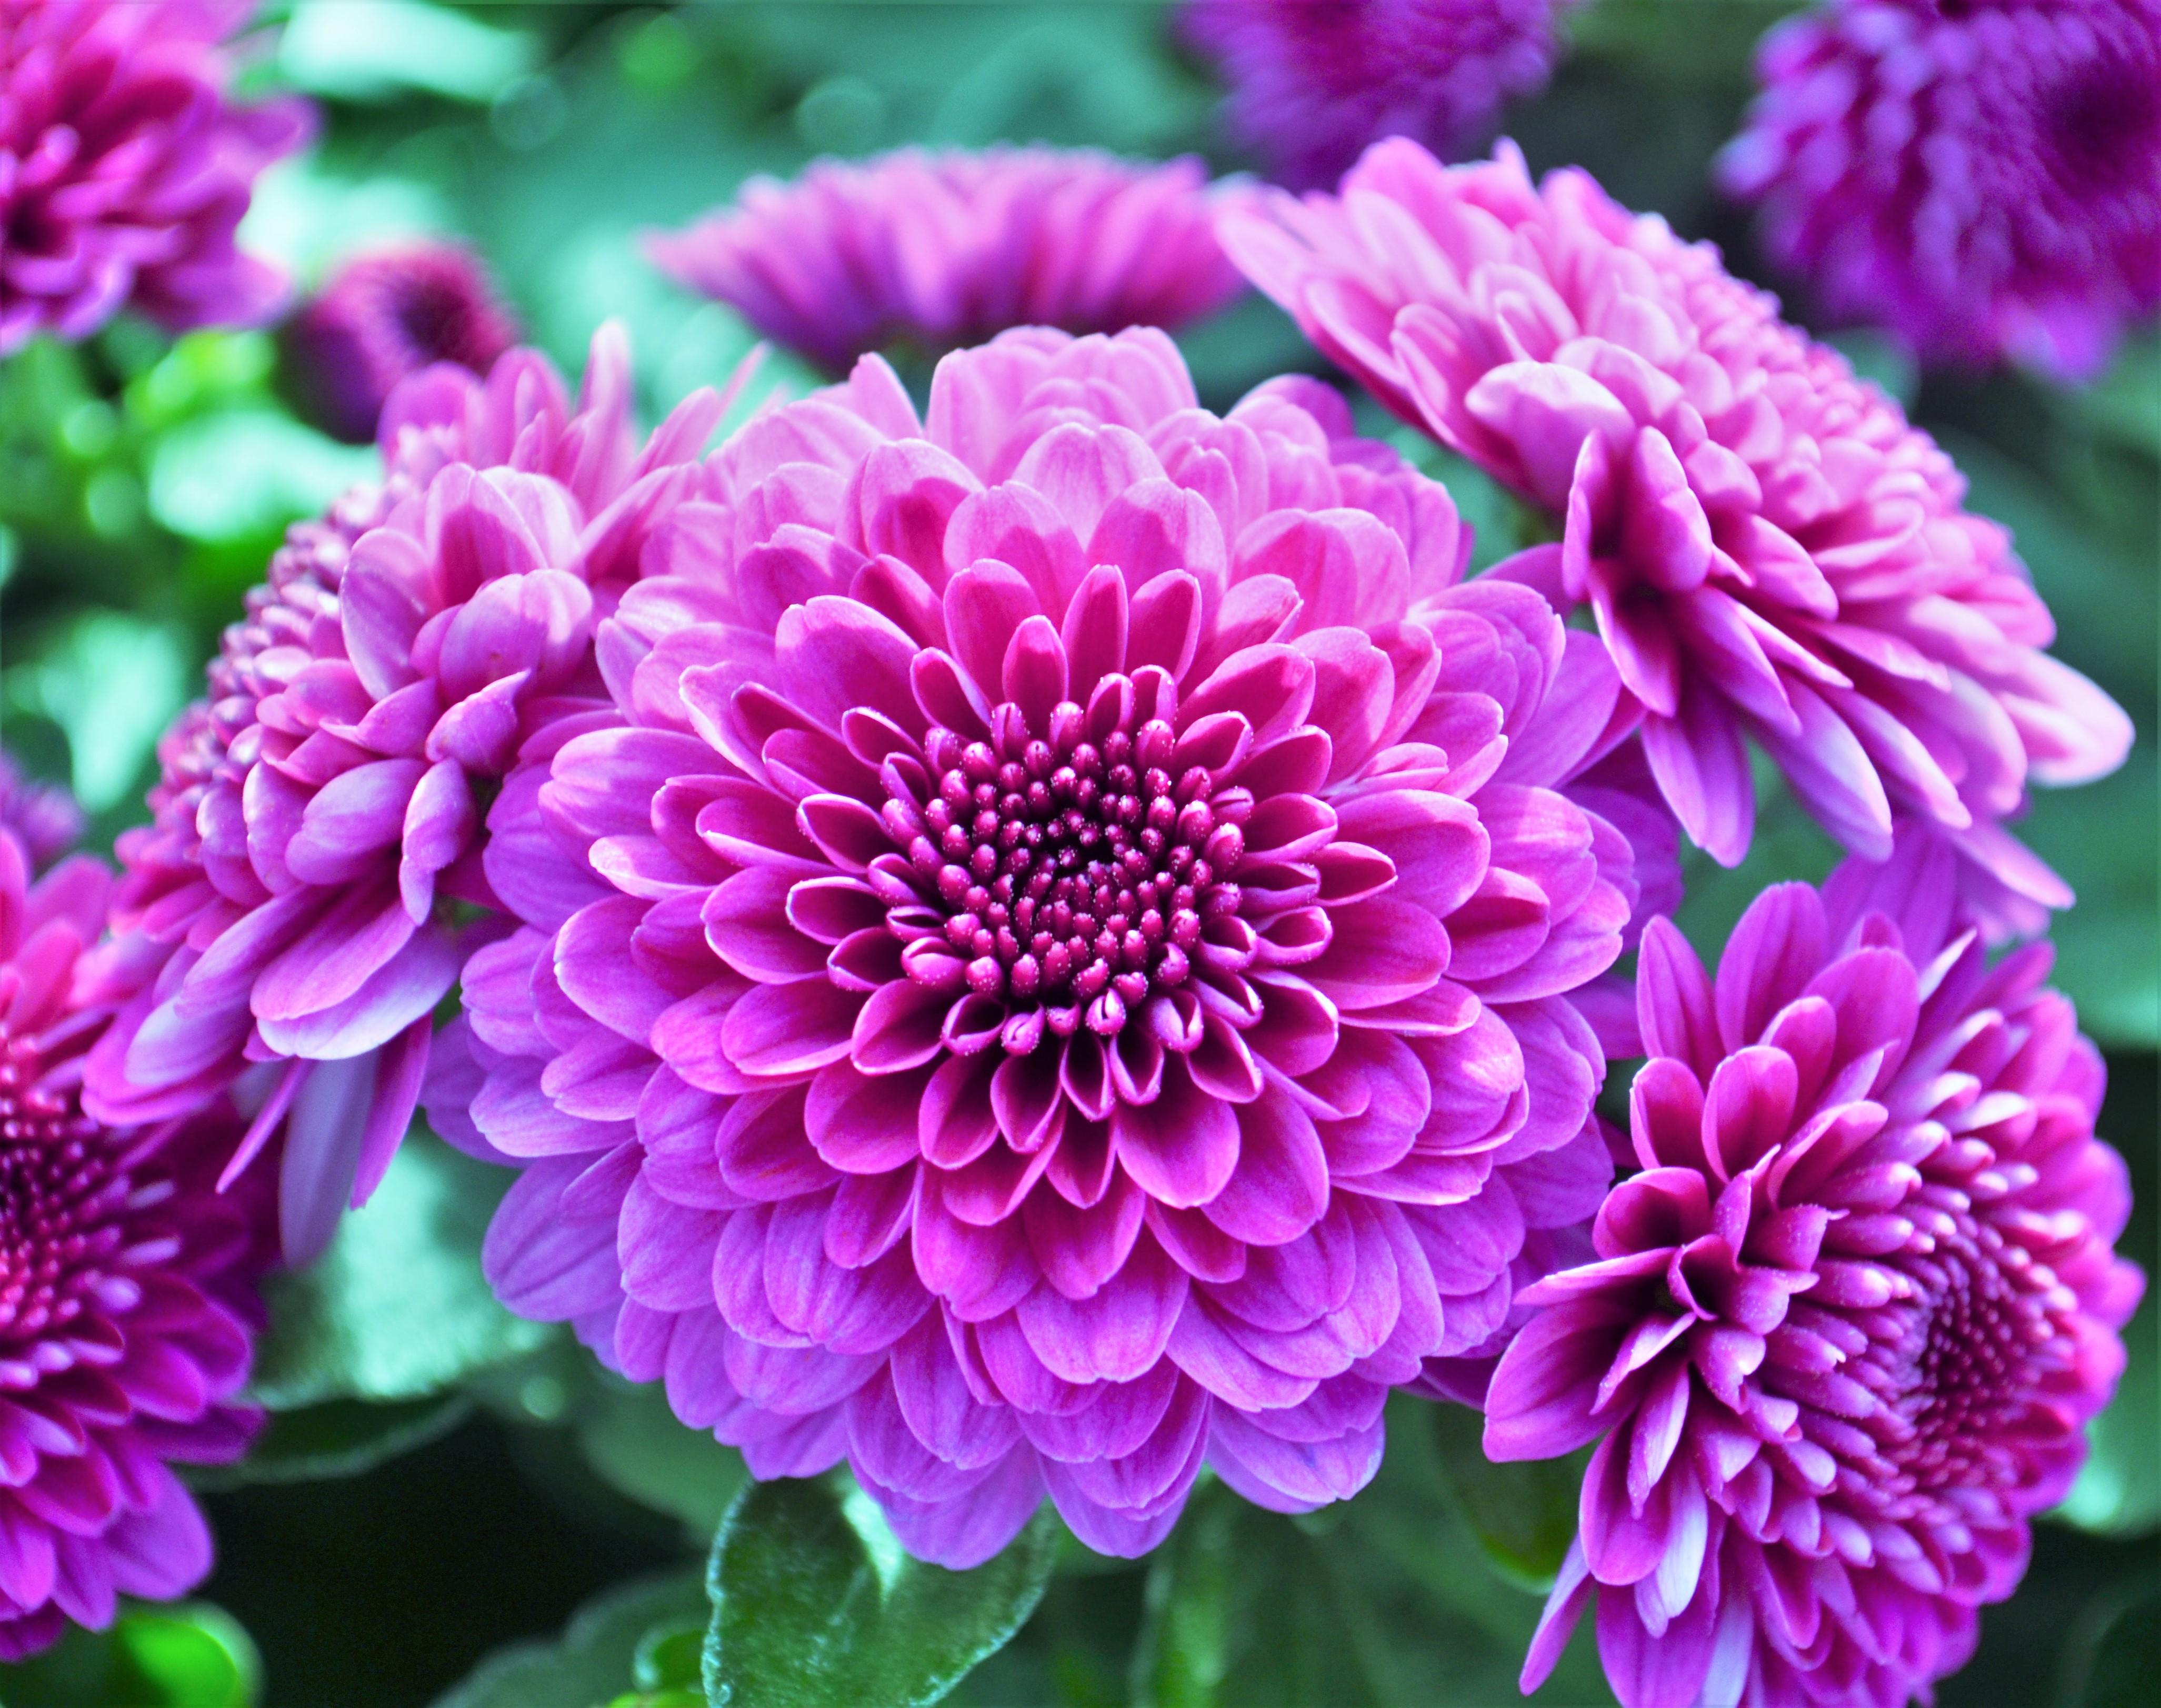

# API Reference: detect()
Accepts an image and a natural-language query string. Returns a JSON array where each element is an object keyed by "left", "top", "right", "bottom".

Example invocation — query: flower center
[
  {"left": 1884, "top": 1245, "right": 2053, "bottom": 1489},
  {"left": 883, "top": 695, "right": 1245, "bottom": 1046},
  {"left": 1, "top": 1032, "right": 93, "bottom": 1148},
  {"left": 2043, "top": 58, "right": 2160, "bottom": 191},
  {"left": 0, "top": 1135, "right": 123, "bottom": 1337}
]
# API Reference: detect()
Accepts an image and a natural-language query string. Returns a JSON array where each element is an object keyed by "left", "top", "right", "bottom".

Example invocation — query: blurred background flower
[{"left": 1719, "top": 0, "right": 2161, "bottom": 380}]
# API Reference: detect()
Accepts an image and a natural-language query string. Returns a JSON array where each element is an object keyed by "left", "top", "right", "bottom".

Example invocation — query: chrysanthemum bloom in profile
[
  {"left": 83, "top": 325, "right": 737, "bottom": 1260},
  {"left": 1483, "top": 836, "right": 2143, "bottom": 1708},
  {"left": 436, "top": 326, "right": 1664, "bottom": 1565},
  {"left": 1718, "top": 0, "right": 2161, "bottom": 381},
  {"left": 1221, "top": 139, "right": 2132, "bottom": 926},
  {"left": 646, "top": 146, "right": 1245, "bottom": 375},
  {"left": 0, "top": 828, "right": 271, "bottom": 1660},
  {"left": 0, "top": 0, "right": 312, "bottom": 356},
  {"left": 1181, "top": 0, "right": 1582, "bottom": 191},
  {"left": 0, "top": 752, "right": 82, "bottom": 870},
  {"left": 292, "top": 240, "right": 523, "bottom": 442}
]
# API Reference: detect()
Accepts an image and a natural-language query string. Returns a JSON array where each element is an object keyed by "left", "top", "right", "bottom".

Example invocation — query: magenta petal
[{"left": 1112, "top": 1067, "right": 1239, "bottom": 1208}]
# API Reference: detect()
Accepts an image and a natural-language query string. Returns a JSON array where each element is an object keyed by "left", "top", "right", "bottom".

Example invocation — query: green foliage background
[{"left": 0, "top": 4, "right": 2152, "bottom": 1705}]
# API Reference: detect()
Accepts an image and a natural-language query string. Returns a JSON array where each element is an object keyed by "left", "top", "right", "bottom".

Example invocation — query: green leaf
[
  {"left": 575, "top": 1369, "right": 748, "bottom": 1534},
  {"left": 247, "top": 1132, "right": 555, "bottom": 1410},
  {"left": 0, "top": 1603, "right": 259, "bottom": 1707},
  {"left": 146, "top": 409, "right": 377, "bottom": 547},
  {"left": 2055, "top": 1292, "right": 2160, "bottom": 1539},
  {"left": 191, "top": 1394, "right": 472, "bottom": 1489},
  {"left": 429, "top": 1573, "right": 709, "bottom": 1708},
  {"left": 2, "top": 610, "right": 189, "bottom": 812},
  {"left": 1426, "top": 1402, "right": 1587, "bottom": 1592},
  {"left": 703, "top": 1474, "right": 1059, "bottom": 1708},
  {"left": 278, "top": 0, "right": 538, "bottom": 104},
  {"left": 1130, "top": 1399, "right": 1613, "bottom": 1708}
]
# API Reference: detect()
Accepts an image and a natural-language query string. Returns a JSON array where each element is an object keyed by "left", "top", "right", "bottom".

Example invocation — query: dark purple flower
[
  {"left": 1181, "top": 0, "right": 1583, "bottom": 190},
  {"left": 0, "top": 0, "right": 312, "bottom": 355},
  {"left": 434, "top": 328, "right": 1662, "bottom": 1567},
  {"left": 1484, "top": 831, "right": 2144, "bottom": 1707},
  {"left": 83, "top": 326, "right": 739, "bottom": 1260},
  {"left": 0, "top": 827, "right": 270, "bottom": 1660},
  {"left": 1719, "top": 0, "right": 2161, "bottom": 379},
  {"left": 293, "top": 240, "right": 522, "bottom": 443},
  {"left": 646, "top": 146, "right": 1245, "bottom": 374}
]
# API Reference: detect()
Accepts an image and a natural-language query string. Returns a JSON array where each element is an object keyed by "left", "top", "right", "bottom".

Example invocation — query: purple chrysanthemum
[
  {"left": 1718, "top": 0, "right": 2161, "bottom": 380},
  {"left": 645, "top": 146, "right": 1245, "bottom": 375},
  {"left": 0, "top": 827, "right": 270, "bottom": 1660},
  {"left": 432, "top": 326, "right": 1678, "bottom": 1566},
  {"left": 1220, "top": 139, "right": 2133, "bottom": 929},
  {"left": 292, "top": 240, "right": 522, "bottom": 443},
  {"left": 82, "top": 326, "right": 738, "bottom": 1260},
  {"left": 1483, "top": 833, "right": 2143, "bottom": 1707},
  {"left": 0, "top": 0, "right": 311, "bottom": 355},
  {"left": 0, "top": 753, "right": 82, "bottom": 871},
  {"left": 1181, "top": 0, "right": 1583, "bottom": 191}
]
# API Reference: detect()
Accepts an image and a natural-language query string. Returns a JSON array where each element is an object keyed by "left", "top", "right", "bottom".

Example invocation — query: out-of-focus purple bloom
[
  {"left": 0, "top": 0, "right": 312, "bottom": 356},
  {"left": 1719, "top": 0, "right": 2161, "bottom": 380},
  {"left": 0, "top": 828, "right": 271, "bottom": 1660},
  {"left": 293, "top": 241, "right": 522, "bottom": 443},
  {"left": 0, "top": 752, "right": 82, "bottom": 869},
  {"left": 434, "top": 327, "right": 1659, "bottom": 1567},
  {"left": 1221, "top": 139, "right": 2132, "bottom": 929},
  {"left": 82, "top": 326, "right": 741, "bottom": 1262},
  {"left": 1485, "top": 832, "right": 2143, "bottom": 1708},
  {"left": 646, "top": 146, "right": 1245, "bottom": 374},
  {"left": 1182, "top": 0, "right": 1583, "bottom": 190}
]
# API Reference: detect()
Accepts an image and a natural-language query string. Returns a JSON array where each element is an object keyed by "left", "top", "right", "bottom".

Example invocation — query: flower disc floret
[
  {"left": 1484, "top": 833, "right": 2143, "bottom": 1708},
  {"left": 439, "top": 327, "right": 1665, "bottom": 1566}
]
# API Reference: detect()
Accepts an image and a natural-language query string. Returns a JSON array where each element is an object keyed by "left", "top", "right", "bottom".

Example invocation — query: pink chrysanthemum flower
[
  {"left": 1718, "top": 0, "right": 2161, "bottom": 381},
  {"left": 82, "top": 326, "right": 736, "bottom": 1260},
  {"left": 1220, "top": 139, "right": 2133, "bottom": 925},
  {"left": 1181, "top": 0, "right": 1583, "bottom": 191},
  {"left": 0, "top": 753, "right": 82, "bottom": 871},
  {"left": 1483, "top": 834, "right": 2144, "bottom": 1708},
  {"left": 433, "top": 327, "right": 1668, "bottom": 1565},
  {"left": 293, "top": 240, "right": 522, "bottom": 443},
  {"left": 0, "top": 0, "right": 312, "bottom": 355},
  {"left": 645, "top": 146, "right": 1245, "bottom": 375},
  {"left": 0, "top": 828, "right": 269, "bottom": 1660}
]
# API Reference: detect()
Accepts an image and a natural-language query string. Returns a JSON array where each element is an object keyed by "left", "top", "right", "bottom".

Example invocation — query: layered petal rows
[
  {"left": 646, "top": 145, "right": 1244, "bottom": 375},
  {"left": 0, "top": 0, "right": 311, "bottom": 354},
  {"left": 84, "top": 327, "right": 737, "bottom": 1258},
  {"left": 1220, "top": 138, "right": 2132, "bottom": 925},
  {"left": 1719, "top": 0, "right": 2161, "bottom": 381},
  {"left": 0, "top": 826, "right": 270, "bottom": 1659},
  {"left": 1485, "top": 836, "right": 2143, "bottom": 1707},
  {"left": 437, "top": 326, "right": 1658, "bottom": 1564}
]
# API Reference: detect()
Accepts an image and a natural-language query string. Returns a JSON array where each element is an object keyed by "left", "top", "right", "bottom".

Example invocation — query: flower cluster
[
  {"left": 1182, "top": 0, "right": 1583, "bottom": 191},
  {"left": 647, "top": 146, "right": 1245, "bottom": 375},
  {"left": 426, "top": 326, "right": 1665, "bottom": 1563},
  {"left": 1719, "top": 0, "right": 2161, "bottom": 380},
  {"left": 1220, "top": 138, "right": 2132, "bottom": 926},
  {"left": 84, "top": 326, "right": 742, "bottom": 1260},
  {"left": 293, "top": 240, "right": 522, "bottom": 442},
  {"left": 0, "top": 823, "right": 271, "bottom": 1659},
  {"left": 9, "top": 69, "right": 2140, "bottom": 1696},
  {"left": 0, "top": 0, "right": 311, "bottom": 355},
  {"left": 1486, "top": 837, "right": 2141, "bottom": 1706}
]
